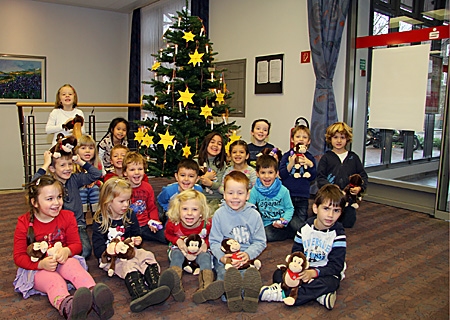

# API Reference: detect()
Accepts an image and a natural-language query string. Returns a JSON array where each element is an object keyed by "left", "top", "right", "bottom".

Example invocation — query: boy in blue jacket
[
  {"left": 259, "top": 184, "right": 347, "bottom": 310},
  {"left": 249, "top": 154, "right": 303, "bottom": 242}
]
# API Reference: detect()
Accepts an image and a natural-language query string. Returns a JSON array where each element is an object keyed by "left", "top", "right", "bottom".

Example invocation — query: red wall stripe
[{"left": 356, "top": 25, "right": 449, "bottom": 49}]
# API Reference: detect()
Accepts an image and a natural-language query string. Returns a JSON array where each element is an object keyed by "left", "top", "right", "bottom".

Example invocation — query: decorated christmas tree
[{"left": 136, "top": 8, "right": 240, "bottom": 177}]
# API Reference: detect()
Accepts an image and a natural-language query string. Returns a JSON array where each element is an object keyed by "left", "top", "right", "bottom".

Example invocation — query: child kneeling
[{"left": 259, "top": 184, "right": 347, "bottom": 310}]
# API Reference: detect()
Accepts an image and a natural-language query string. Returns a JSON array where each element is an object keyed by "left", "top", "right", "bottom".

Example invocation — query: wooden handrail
[{"left": 16, "top": 102, "right": 143, "bottom": 107}]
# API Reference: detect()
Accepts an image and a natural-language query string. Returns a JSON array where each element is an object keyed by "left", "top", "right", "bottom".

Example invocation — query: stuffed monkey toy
[
  {"left": 27, "top": 241, "right": 63, "bottom": 262},
  {"left": 220, "top": 238, "right": 261, "bottom": 270},
  {"left": 292, "top": 143, "right": 311, "bottom": 178},
  {"left": 278, "top": 252, "right": 309, "bottom": 306},
  {"left": 343, "top": 174, "right": 363, "bottom": 209},
  {"left": 62, "top": 114, "right": 84, "bottom": 140},
  {"left": 182, "top": 234, "right": 203, "bottom": 275},
  {"left": 100, "top": 238, "right": 136, "bottom": 277},
  {"left": 49, "top": 134, "right": 78, "bottom": 159}
]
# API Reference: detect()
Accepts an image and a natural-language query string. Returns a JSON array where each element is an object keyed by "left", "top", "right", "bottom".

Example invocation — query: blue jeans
[
  {"left": 169, "top": 248, "right": 212, "bottom": 270},
  {"left": 291, "top": 196, "right": 309, "bottom": 223},
  {"left": 78, "top": 226, "right": 92, "bottom": 259},
  {"left": 141, "top": 226, "right": 168, "bottom": 244}
]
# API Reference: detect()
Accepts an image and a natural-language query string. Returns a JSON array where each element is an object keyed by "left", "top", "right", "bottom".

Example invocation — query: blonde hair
[
  {"left": 123, "top": 151, "right": 147, "bottom": 172},
  {"left": 74, "top": 135, "right": 100, "bottom": 172},
  {"left": 55, "top": 84, "right": 78, "bottom": 108},
  {"left": 167, "top": 189, "right": 211, "bottom": 224},
  {"left": 325, "top": 122, "right": 353, "bottom": 145},
  {"left": 94, "top": 176, "right": 133, "bottom": 233}
]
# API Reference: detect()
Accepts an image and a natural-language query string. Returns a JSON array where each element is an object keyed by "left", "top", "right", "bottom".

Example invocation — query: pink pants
[{"left": 34, "top": 257, "right": 96, "bottom": 309}]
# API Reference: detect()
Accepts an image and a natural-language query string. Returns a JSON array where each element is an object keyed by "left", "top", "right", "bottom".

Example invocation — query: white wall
[
  {"left": 0, "top": 0, "right": 130, "bottom": 189},
  {"left": 210, "top": 0, "right": 347, "bottom": 153}
]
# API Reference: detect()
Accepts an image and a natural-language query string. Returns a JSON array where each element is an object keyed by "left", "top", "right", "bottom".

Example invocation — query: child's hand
[
  {"left": 73, "top": 156, "right": 86, "bottom": 167},
  {"left": 86, "top": 182, "right": 96, "bottom": 188},
  {"left": 176, "top": 238, "right": 187, "bottom": 254},
  {"left": 38, "top": 256, "right": 58, "bottom": 271},
  {"left": 273, "top": 220, "right": 285, "bottom": 228},
  {"left": 232, "top": 252, "right": 250, "bottom": 268},
  {"left": 204, "top": 170, "right": 216, "bottom": 181},
  {"left": 42, "top": 150, "right": 53, "bottom": 169},
  {"left": 132, "top": 236, "right": 142, "bottom": 246},
  {"left": 195, "top": 241, "right": 208, "bottom": 255},
  {"left": 287, "top": 154, "right": 296, "bottom": 171},
  {"left": 350, "top": 186, "right": 361, "bottom": 195},
  {"left": 299, "top": 269, "right": 317, "bottom": 283},
  {"left": 148, "top": 224, "right": 159, "bottom": 233},
  {"left": 199, "top": 176, "right": 213, "bottom": 187},
  {"left": 54, "top": 247, "right": 71, "bottom": 264}
]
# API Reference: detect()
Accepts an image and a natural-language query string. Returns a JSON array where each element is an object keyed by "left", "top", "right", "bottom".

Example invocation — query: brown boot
[
  {"left": 59, "top": 287, "right": 92, "bottom": 319},
  {"left": 159, "top": 266, "right": 185, "bottom": 302},
  {"left": 193, "top": 269, "right": 224, "bottom": 304}
]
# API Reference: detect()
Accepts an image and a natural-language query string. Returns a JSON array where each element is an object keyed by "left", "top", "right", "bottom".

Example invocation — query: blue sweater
[
  {"left": 157, "top": 182, "right": 204, "bottom": 211},
  {"left": 248, "top": 178, "right": 294, "bottom": 227},
  {"left": 279, "top": 149, "right": 317, "bottom": 198}
]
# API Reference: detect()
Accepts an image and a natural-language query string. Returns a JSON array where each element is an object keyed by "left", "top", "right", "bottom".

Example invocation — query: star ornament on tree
[
  {"left": 182, "top": 31, "right": 195, "bottom": 43},
  {"left": 177, "top": 88, "right": 195, "bottom": 107},
  {"left": 215, "top": 90, "right": 225, "bottom": 104},
  {"left": 134, "top": 127, "right": 146, "bottom": 142},
  {"left": 200, "top": 104, "right": 213, "bottom": 118},
  {"left": 188, "top": 49, "right": 204, "bottom": 67},
  {"left": 151, "top": 61, "right": 161, "bottom": 71},
  {"left": 182, "top": 145, "right": 192, "bottom": 158},
  {"left": 228, "top": 131, "right": 241, "bottom": 144},
  {"left": 141, "top": 135, "right": 154, "bottom": 147},
  {"left": 158, "top": 129, "right": 175, "bottom": 150}
]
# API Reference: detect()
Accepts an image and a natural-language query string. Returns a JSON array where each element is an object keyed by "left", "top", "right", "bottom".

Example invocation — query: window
[{"left": 214, "top": 59, "right": 246, "bottom": 117}]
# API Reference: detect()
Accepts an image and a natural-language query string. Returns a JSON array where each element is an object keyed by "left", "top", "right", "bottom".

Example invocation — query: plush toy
[
  {"left": 182, "top": 234, "right": 203, "bottom": 275},
  {"left": 26, "top": 241, "right": 63, "bottom": 262},
  {"left": 220, "top": 238, "right": 261, "bottom": 270},
  {"left": 99, "top": 238, "right": 136, "bottom": 277},
  {"left": 49, "top": 134, "right": 78, "bottom": 159},
  {"left": 278, "top": 252, "right": 309, "bottom": 306},
  {"left": 62, "top": 114, "right": 84, "bottom": 140},
  {"left": 198, "top": 162, "right": 213, "bottom": 194},
  {"left": 291, "top": 143, "right": 311, "bottom": 178},
  {"left": 343, "top": 174, "right": 363, "bottom": 209}
]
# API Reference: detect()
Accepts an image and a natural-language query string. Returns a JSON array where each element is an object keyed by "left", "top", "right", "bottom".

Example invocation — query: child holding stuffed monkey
[
  {"left": 46, "top": 84, "right": 85, "bottom": 143},
  {"left": 159, "top": 189, "right": 224, "bottom": 304},
  {"left": 13, "top": 175, "right": 114, "bottom": 319},
  {"left": 316, "top": 122, "right": 368, "bottom": 228},
  {"left": 92, "top": 177, "right": 171, "bottom": 313},
  {"left": 259, "top": 184, "right": 347, "bottom": 310},
  {"left": 279, "top": 125, "right": 317, "bottom": 225},
  {"left": 209, "top": 171, "right": 267, "bottom": 313}
]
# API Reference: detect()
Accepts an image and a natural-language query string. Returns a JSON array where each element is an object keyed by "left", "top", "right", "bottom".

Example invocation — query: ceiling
[{"left": 32, "top": 0, "right": 160, "bottom": 13}]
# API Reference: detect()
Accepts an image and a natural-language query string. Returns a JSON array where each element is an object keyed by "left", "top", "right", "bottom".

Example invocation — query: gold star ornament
[
  {"left": 215, "top": 90, "right": 225, "bottom": 104},
  {"left": 151, "top": 61, "right": 161, "bottom": 71},
  {"left": 182, "top": 31, "right": 195, "bottom": 43},
  {"left": 200, "top": 105, "right": 213, "bottom": 118},
  {"left": 134, "top": 127, "right": 146, "bottom": 142},
  {"left": 157, "top": 129, "right": 175, "bottom": 150},
  {"left": 228, "top": 131, "right": 241, "bottom": 144},
  {"left": 182, "top": 145, "right": 192, "bottom": 158},
  {"left": 188, "top": 49, "right": 204, "bottom": 67},
  {"left": 141, "top": 135, "right": 154, "bottom": 147},
  {"left": 177, "top": 88, "right": 195, "bottom": 107}
]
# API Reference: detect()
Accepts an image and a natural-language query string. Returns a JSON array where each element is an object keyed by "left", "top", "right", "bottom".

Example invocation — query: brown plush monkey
[
  {"left": 278, "top": 252, "right": 309, "bottom": 305},
  {"left": 100, "top": 238, "right": 136, "bottom": 277},
  {"left": 220, "top": 238, "right": 261, "bottom": 270},
  {"left": 343, "top": 174, "right": 363, "bottom": 209}
]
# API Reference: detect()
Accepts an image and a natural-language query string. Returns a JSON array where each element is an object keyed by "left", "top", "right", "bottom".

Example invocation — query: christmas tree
[{"left": 136, "top": 7, "right": 240, "bottom": 177}]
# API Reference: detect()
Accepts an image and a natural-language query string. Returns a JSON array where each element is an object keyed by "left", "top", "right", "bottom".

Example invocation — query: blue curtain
[
  {"left": 191, "top": 0, "right": 209, "bottom": 35},
  {"left": 128, "top": 8, "right": 141, "bottom": 149},
  {"left": 307, "top": 0, "right": 350, "bottom": 158}
]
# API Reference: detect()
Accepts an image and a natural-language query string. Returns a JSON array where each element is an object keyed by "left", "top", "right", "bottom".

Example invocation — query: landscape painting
[{"left": 0, "top": 54, "right": 46, "bottom": 103}]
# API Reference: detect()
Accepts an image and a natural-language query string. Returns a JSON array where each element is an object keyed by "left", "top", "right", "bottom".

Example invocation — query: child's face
[
  {"left": 207, "top": 135, "right": 223, "bottom": 157},
  {"left": 124, "top": 161, "right": 145, "bottom": 187},
  {"left": 331, "top": 132, "right": 347, "bottom": 153},
  {"left": 49, "top": 157, "right": 73, "bottom": 182},
  {"left": 77, "top": 145, "right": 95, "bottom": 163},
  {"left": 257, "top": 166, "right": 278, "bottom": 187},
  {"left": 108, "top": 190, "right": 131, "bottom": 219},
  {"left": 112, "top": 122, "right": 127, "bottom": 144},
  {"left": 175, "top": 168, "right": 199, "bottom": 191},
  {"left": 59, "top": 86, "right": 75, "bottom": 109},
  {"left": 180, "top": 198, "right": 203, "bottom": 228},
  {"left": 251, "top": 121, "right": 270, "bottom": 143},
  {"left": 111, "top": 149, "right": 127, "bottom": 169},
  {"left": 223, "top": 179, "right": 249, "bottom": 211},
  {"left": 291, "top": 129, "right": 310, "bottom": 146},
  {"left": 32, "top": 184, "right": 63, "bottom": 222},
  {"left": 230, "top": 145, "right": 249, "bottom": 166},
  {"left": 313, "top": 200, "right": 342, "bottom": 230}
]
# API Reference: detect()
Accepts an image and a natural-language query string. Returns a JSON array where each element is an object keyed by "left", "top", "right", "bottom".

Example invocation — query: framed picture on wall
[{"left": 0, "top": 54, "right": 46, "bottom": 103}]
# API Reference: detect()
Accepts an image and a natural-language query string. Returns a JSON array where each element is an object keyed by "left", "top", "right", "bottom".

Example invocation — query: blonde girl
[
  {"left": 219, "top": 140, "right": 257, "bottom": 194},
  {"left": 91, "top": 177, "right": 170, "bottom": 313},
  {"left": 46, "top": 84, "right": 85, "bottom": 143},
  {"left": 74, "top": 134, "right": 106, "bottom": 220},
  {"left": 159, "top": 189, "right": 224, "bottom": 304},
  {"left": 13, "top": 175, "right": 114, "bottom": 319}
]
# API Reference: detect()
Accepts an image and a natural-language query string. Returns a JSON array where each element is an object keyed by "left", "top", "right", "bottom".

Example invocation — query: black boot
[
  {"left": 59, "top": 287, "right": 92, "bottom": 319},
  {"left": 124, "top": 271, "right": 170, "bottom": 312},
  {"left": 144, "top": 263, "right": 160, "bottom": 291}
]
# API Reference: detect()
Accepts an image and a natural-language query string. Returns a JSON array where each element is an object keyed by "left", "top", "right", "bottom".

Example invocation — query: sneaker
[
  {"left": 259, "top": 283, "right": 283, "bottom": 302},
  {"left": 316, "top": 291, "right": 336, "bottom": 310}
]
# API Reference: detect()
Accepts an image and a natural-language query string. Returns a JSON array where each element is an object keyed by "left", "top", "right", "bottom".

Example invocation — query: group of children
[{"left": 13, "top": 84, "right": 369, "bottom": 319}]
